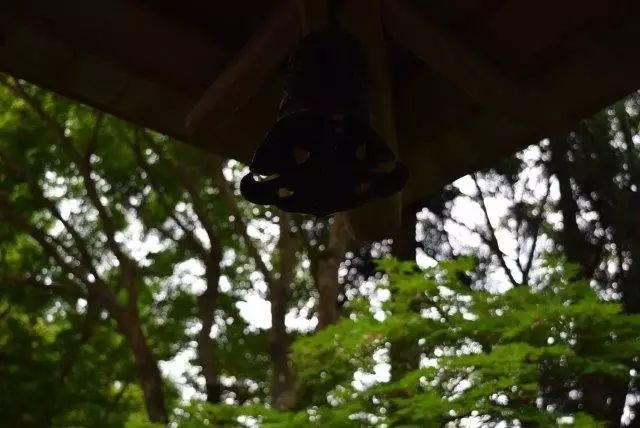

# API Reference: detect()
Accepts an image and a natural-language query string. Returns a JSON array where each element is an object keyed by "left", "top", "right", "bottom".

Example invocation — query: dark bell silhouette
[{"left": 240, "top": 26, "right": 407, "bottom": 216}]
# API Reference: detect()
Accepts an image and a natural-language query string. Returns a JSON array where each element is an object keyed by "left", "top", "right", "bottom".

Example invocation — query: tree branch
[
  {"left": 140, "top": 132, "right": 222, "bottom": 259},
  {"left": 513, "top": 177, "right": 530, "bottom": 273},
  {"left": 471, "top": 174, "right": 520, "bottom": 287},
  {"left": 85, "top": 110, "right": 105, "bottom": 166},
  {"left": 58, "top": 299, "right": 99, "bottom": 383},
  {"left": 129, "top": 135, "right": 224, "bottom": 402},
  {"left": 0, "top": 192, "right": 120, "bottom": 309},
  {"left": 212, "top": 167, "right": 275, "bottom": 285},
  {"left": 1, "top": 274, "right": 83, "bottom": 300},
  {"left": 0, "top": 76, "right": 130, "bottom": 269},
  {"left": 127, "top": 133, "right": 210, "bottom": 260},
  {"left": 0, "top": 77, "right": 83, "bottom": 164},
  {"left": 0, "top": 154, "right": 103, "bottom": 282},
  {"left": 522, "top": 178, "right": 552, "bottom": 284}
]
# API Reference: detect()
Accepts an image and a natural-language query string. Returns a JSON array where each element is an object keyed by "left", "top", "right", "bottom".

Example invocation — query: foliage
[
  {"left": 0, "top": 77, "right": 277, "bottom": 425},
  {"left": 0, "top": 76, "right": 639, "bottom": 427},
  {"left": 178, "top": 257, "right": 640, "bottom": 427}
]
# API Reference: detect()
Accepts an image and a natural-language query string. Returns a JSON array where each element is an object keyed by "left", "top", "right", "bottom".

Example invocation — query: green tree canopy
[{"left": 0, "top": 75, "right": 638, "bottom": 428}]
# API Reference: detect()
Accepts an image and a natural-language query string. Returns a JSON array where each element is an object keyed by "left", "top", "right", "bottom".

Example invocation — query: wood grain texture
[
  {"left": 185, "top": 0, "right": 300, "bottom": 138},
  {"left": 1, "top": 0, "right": 639, "bottom": 237},
  {"left": 341, "top": 0, "right": 403, "bottom": 240}
]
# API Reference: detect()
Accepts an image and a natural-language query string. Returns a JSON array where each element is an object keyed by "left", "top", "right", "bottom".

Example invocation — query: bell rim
[{"left": 250, "top": 109, "right": 396, "bottom": 175}]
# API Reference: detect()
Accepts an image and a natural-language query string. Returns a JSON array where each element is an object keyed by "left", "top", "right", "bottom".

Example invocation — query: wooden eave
[{"left": 1, "top": 0, "right": 639, "bottom": 216}]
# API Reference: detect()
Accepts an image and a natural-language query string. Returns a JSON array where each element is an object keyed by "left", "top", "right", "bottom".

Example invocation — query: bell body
[{"left": 241, "top": 27, "right": 407, "bottom": 216}]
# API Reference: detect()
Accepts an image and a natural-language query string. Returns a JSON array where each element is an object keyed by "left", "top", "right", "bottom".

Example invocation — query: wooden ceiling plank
[
  {"left": 400, "top": 28, "right": 640, "bottom": 205},
  {"left": 185, "top": 0, "right": 302, "bottom": 139},
  {"left": 188, "top": 79, "right": 283, "bottom": 164},
  {"left": 296, "top": 0, "right": 328, "bottom": 35},
  {"left": 0, "top": 18, "right": 196, "bottom": 144},
  {"left": 476, "top": 0, "right": 633, "bottom": 70},
  {"left": 149, "top": 0, "right": 278, "bottom": 50},
  {"left": 382, "top": 0, "right": 525, "bottom": 116},
  {"left": 4, "top": 0, "right": 227, "bottom": 97}
]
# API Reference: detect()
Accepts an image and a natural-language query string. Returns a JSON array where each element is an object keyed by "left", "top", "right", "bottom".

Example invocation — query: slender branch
[
  {"left": 316, "top": 213, "right": 350, "bottom": 329},
  {"left": 48, "top": 112, "right": 137, "bottom": 308},
  {"left": 270, "top": 211, "right": 295, "bottom": 406},
  {"left": 196, "top": 259, "right": 222, "bottom": 403},
  {"left": 1, "top": 274, "right": 83, "bottom": 300},
  {"left": 141, "top": 132, "right": 221, "bottom": 257},
  {"left": 0, "top": 191, "right": 102, "bottom": 298},
  {"left": 127, "top": 133, "right": 210, "bottom": 260},
  {"left": 442, "top": 224, "right": 457, "bottom": 259},
  {"left": 471, "top": 174, "right": 520, "bottom": 287},
  {"left": 171, "top": 163, "right": 223, "bottom": 262},
  {"left": 295, "top": 222, "right": 321, "bottom": 285},
  {"left": 212, "top": 167, "right": 275, "bottom": 285},
  {"left": 0, "top": 76, "right": 130, "bottom": 269},
  {"left": 81, "top": 168, "right": 129, "bottom": 267},
  {"left": 130, "top": 136, "right": 226, "bottom": 395},
  {"left": 447, "top": 216, "right": 485, "bottom": 242},
  {"left": 513, "top": 178, "right": 529, "bottom": 273},
  {"left": 0, "top": 154, "right": 103, "bottom": 282},
  {"left": 59, "top": 300, "right": 99, "bottom": 383},
  {"left": 185, "top": 186, "right": 224, "bottom": 261},
  {"left": 112, "top": 382, "right": 130, "bottom": 407},
  {"left": 0, "top": 77, "right": 83, "bottom": 164},
  {"left": 521, "top": 178, "right": 552, "bottom": 284},
  {"left": 616, "top": 103, "right": 638, "bottom": 185},
  {"left": 511, "top": 176, "right": 531, "bottom": 272},
  {"left": 85, "top": 111, "right": 105, "bottom": 165}
]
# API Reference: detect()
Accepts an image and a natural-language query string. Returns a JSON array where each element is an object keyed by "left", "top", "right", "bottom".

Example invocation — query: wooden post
[{"left": 340, "top": 0, "right": 404, "bottom": 242}]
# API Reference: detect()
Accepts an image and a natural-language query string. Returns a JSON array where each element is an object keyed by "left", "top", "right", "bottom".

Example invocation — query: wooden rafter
[
  {"left": 0, "top": 16, "right": 196, "bottom": 143},
  {"left": 184, "top": 0, "right": 331, "bottom": 163},
  {"left": 185, "top": 0, "right": 329, "bottom": 136},
  {"left": 3, "top": 0, "right": 228, "bottom": 96},
  {"left": 185, "top": 0, "right": 301, "bottom": 138},
  {"left": 295, "top": 0, "right": 328, "bottom": 35}
]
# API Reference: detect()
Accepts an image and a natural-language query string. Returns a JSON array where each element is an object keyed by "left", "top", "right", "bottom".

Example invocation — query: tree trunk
[
  {"left": 549, "top": 134, "right": 627, "bottom": 427},
  {"left": 270, "top": 212, "right": 295, "bottom": 408},
  {"left": 114, "top": 310, "right": 168, "bottom": 423},
  {"left": 390, "top": 206, "right": 419, "bottom": 380},
  {"left": 197, "top": 257, "right": 221, "bottom": 403},
  {"left": 549, "top": 136, "right": 590, "bottom": 270},
  {"left": 316, "top": 213, "right": 350, "bottom": 329},
  {"left": 615, "top": 106, "right": 640, "bottom": 314},
  {"left": 393, "top": 205, "right": 418, "bottom": 262},
  {"left": 578, "top": 373, "right": 625, "bottom": 427}
]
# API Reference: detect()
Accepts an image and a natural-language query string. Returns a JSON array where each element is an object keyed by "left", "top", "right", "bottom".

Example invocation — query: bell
[{"left": 240, "top": 26, "right": 407, "bottom": 216}]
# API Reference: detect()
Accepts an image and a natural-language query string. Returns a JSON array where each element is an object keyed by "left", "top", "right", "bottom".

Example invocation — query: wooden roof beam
[
  {"left": 296, "top": 0, "right": 328, "bottom": 35},
  {"left": 3, "top": 0, "right": 227, "bottom": 97},
  {"left": 381, "top": 0, "right": 527, "bottom": 116},
  {"left": 186, "top": 0, "right": 329, "bottom": 139},
  {"left": 400, "top": 24, "right": 640, "bottom": 204},
  {"left": 0, "top": 17, "right": 196, "bottom": 144}
]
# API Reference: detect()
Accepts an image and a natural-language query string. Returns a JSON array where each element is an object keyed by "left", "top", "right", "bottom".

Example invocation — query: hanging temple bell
[{"left": 240, "top": 27, "right": 408, "bottom": 216}]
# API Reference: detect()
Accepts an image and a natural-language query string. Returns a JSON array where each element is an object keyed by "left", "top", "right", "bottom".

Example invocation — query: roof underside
[{"left": 1, "top": 0, "right": 640, "bottom": 209}]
